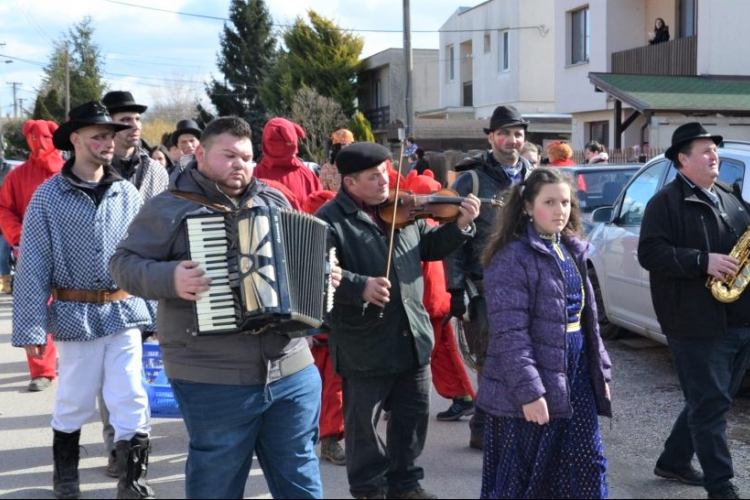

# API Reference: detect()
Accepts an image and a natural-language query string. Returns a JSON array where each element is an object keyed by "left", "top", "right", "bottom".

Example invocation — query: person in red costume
[
  {"left": 0, "top": 119, "right": 64, "bottom": 392},
  {"left": 402, "top": 169, "right": 477, "bottom": 421},
  {"left": 258, "top": 178, "right": 303, "bottom": 211},
  {"left": 253, "top": 118, "right": 322, "bottom": 203},
  {"left": 303, "top": 189, "right": 347, "bottom": 466}
]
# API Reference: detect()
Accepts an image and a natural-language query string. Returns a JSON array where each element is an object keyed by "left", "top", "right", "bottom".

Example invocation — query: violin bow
[{"left": 379, "top": 137, "right": 407, "bottom": 319}]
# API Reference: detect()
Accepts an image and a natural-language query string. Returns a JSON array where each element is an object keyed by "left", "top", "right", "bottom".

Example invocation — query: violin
[{"left": 378, "top": 188, "right": 504, "bottom": 229}]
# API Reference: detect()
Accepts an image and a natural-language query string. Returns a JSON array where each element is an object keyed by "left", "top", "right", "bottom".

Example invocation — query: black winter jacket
[
  {"left": 638, "top": 175, "right": 750, "bottom": 338},
  {"left": 315, "top": 189, "right": 474, "bottom": 378},
  {"left": 445, "top": 152, "right": 531, "bottom": 291}
]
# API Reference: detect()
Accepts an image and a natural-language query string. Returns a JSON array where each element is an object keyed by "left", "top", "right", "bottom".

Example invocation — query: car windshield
[{"left": 561, "top": 169, "right": 638, "bottom": 214}]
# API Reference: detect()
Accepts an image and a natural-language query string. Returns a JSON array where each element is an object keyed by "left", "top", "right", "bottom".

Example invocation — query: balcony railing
[
  {"left": 363, "top": 106, "right": 391, "bottom": 131},
  {"left": 611, "top": 36, "right": 697, "bottom": 76}
]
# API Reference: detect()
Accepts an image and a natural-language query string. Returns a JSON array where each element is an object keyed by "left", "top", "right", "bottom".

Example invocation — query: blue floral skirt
[{"left": 481, "top": 330, "right": 608, "bottom": 499}]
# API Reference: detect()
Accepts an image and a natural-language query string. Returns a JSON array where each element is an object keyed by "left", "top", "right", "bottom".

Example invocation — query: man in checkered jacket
[{"left": 12, "top": 101, "right": 156, "bottom": 500}]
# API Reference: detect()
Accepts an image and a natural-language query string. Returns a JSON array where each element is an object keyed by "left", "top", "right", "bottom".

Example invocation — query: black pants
[
  {"left": 342, "top": 365, "right": 431, "bottom": 498},
  {"left": 659, "top": 327, "right": 750, "bottom": 493}
]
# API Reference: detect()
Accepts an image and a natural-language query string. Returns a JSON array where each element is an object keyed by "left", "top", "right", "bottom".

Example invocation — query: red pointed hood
[
  {"left": 257, "top": 117, "right": 307, "bottom": 171},
  {"left": 22, "top": 120, "right": 64, "bottom": 173}
]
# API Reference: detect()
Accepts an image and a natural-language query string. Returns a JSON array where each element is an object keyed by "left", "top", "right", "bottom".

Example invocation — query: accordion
[{"left": 185, "top": 206, "right": 336, "bottom": 336}]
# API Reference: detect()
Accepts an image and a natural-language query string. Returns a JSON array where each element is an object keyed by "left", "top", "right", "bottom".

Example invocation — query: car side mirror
[{"left": 592, "top": 206, "right": 615, "bottom": 224}]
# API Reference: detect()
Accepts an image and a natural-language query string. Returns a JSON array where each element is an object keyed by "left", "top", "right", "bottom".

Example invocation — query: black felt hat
[
  {"left": 171, "top": 119, "right": 203, "bottom": 146},
  {"left": 665, "top": 122, "right": 723, "bottom": 162},
  {"left": 483, "top": 105, "right": 530, "bottom": 134},
  {"left": 335, "top": 142, "right": 391, "bottom": 175},
  {"left": 102, "top": 90, "right": 148, "bottom": 115},
  {"left": 52, "top": 101, "right": 132, "bottom": 151}
]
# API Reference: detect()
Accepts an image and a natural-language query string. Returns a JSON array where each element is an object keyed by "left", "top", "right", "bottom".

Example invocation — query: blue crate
[{"left": 141, "top": 343, "right": 182, "bottom": 419}]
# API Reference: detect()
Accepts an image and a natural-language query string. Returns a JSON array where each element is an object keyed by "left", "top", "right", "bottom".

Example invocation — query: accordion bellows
[{"left": 186, "top": 207, "right": 335, "bottom": 336}]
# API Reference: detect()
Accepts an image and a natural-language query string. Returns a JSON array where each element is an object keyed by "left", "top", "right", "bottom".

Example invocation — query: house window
[
  {"left": 484, "top": 34, "right": 491, "bottom": 53},
  {"left": 679, "top": 0, "right": 697, "bottom": 37},
  {"left": 499, "top": 31, "right": 509, "bottom": 71},
  {"left": 588, "top": 121, "right": 609, "bottom": 146},
  {"left": 571, "top": 7, "right": 590, "bottom": 64},
  {"left": 447, "top": 45, "right": 455, "bottom": 81},
  {"left": 373, "top": 79, "right": 381, "bottom": 109}
]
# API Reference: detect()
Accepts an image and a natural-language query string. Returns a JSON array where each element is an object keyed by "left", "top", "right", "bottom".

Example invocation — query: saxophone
[{"left": 708, "top": 225, "right": 750, "bottom": 303}]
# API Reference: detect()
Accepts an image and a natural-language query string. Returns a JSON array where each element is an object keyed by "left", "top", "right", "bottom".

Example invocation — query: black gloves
[{"left": 450, "top": 290, "right": 467, "bottom": 319}]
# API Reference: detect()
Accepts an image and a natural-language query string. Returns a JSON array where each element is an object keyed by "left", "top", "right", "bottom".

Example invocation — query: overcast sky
[{"left": 0, "top": 0, "right": 464, "bottom": 120}]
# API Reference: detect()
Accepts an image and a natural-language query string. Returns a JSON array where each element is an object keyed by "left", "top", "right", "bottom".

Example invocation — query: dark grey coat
[
  {"left": 110, "top": 162, "right": 312, "bottom": 386},
  {"left": 315, "top": 189, "right": 474, "bottom": 378},
  {"left": 445, "top": 152, "right": 531, "bottom": 291}
]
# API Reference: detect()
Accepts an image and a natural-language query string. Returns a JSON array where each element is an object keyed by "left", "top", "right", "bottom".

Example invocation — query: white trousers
[{"left": 52, "top": 328, "right": 150, "bottom": 442}]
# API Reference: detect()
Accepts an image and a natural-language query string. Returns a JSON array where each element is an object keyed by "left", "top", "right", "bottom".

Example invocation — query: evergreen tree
[
  {"left": 206, "top": 0, "right": 277, "bottom": 152},
  {"left": 32, "top": 17, "right": 107, "bottom": 123},
  {"left": 260, "top": 11, "right": 364, "bottom": 118},
  {"left": 349, "top": 112, "right": 375, "bottom": 142}
]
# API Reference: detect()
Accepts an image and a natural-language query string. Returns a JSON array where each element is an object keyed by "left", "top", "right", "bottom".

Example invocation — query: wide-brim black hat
[
  {"left": 336, "top": 142, "right": 391, "bottom": 175},
  {"left": 52, "top": 101, "right": 132, "bottom": 151},
  {"left": 665, "top": 122, "right": 723, "bottom": 161},
  {"left": 483, "top": 105, "right": 530, "bottom": 134},
  {"left": 102, "top": 90, "right": 148, "bottom": 115},
  {"left": 171, "top": 119, "right": 203, "bottom": 146}
]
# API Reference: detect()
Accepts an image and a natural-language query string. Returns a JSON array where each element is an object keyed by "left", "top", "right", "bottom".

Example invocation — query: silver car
[{"left": 588, "top": 142, "right": 750, "bottom": 343}]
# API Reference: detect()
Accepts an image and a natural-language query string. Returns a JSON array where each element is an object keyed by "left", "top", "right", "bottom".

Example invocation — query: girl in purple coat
[{"left": 479, "top": 168, "right": 612, "bottom": 499}]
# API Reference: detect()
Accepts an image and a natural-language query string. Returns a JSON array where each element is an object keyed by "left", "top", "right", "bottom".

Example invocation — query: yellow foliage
[{"left": 142, "top": 118, "right": 175, "bottom": 148}]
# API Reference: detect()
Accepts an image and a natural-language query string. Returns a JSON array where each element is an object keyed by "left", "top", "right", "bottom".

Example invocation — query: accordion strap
[{"left": 172, "top": 190, "right": 254, "bottom": 213}]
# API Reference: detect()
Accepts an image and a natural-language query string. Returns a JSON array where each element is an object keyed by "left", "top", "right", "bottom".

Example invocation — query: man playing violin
[{"left": 315, "top": 142, "right": 480, "bottom": 500}]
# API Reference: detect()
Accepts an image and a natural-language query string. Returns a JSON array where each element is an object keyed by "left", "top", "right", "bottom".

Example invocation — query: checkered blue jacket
[{"left": 12, "top": 173, "right": 154, "bottom": 346}]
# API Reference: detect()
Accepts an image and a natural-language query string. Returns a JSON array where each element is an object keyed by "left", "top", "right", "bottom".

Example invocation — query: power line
[
  {"left": 12, "top": 0, "right": 56, "bottom": 45},
  {"left": 100, "top": 0, "right": 543, "bottom": 34}
]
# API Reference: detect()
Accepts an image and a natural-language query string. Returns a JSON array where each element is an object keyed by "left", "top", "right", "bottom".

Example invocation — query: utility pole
[
  {"left": 18, "top": 98, "right": 25, "bottom": 117},
  {"left": 64, "top": 43, "right": 70, "bottom": 116},
  {"left": 403, "top": 0, "right": 414, "bottom": 139},
  {"left": 8, "top": 82, "right": 20, "bottom": 119}
]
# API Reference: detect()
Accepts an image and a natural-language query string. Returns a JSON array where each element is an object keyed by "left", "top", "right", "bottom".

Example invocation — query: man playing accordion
[{"left": 111, "top": 116, "right": 341, "bottom": 499}]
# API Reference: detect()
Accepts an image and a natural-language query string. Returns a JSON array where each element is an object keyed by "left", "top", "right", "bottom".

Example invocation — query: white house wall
[
  {"left": 439, "top": 0, "right": 556, "bottom": 119},
  {"left": 555, "top": 0, "right": 608, "bottom": 114},
  {"left": 697, "top": 0, "right": 750, "bottom": 76},
  {"left": 413, "top": 51, "right": 440, "bottom": 114}
]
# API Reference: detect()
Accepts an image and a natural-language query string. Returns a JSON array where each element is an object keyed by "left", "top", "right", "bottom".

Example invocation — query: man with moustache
[
  {"left": 12, "top": 102, "right": 156, "bottom": 499},
  {"left": 639, "top": 123, "right": 750, "bottom": 500},
  {"left": 315, "top": 142, "right": 479, "bottom": 500},
  {"left": 444, "top": 105, "right": 533, "bottom": 449},
  {"left": 110, "top": 116, "right": 342, "bottom": 499},
  {"left": 103, "top": 91, "right": 169, "bottom": 202}
]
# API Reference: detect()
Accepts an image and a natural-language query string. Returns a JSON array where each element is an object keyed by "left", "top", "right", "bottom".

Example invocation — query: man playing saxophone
[{"left": 639, "top": 123, "right": 750, "bottom": 500}]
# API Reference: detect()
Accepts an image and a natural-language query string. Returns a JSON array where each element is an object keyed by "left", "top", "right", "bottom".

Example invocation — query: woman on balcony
[{"left": 649, "top": 18, "right": 670, "bottom": 45}]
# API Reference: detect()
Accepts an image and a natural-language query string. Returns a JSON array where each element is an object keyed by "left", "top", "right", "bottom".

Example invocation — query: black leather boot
[
  {"left": 116, "top": 433, "right": 155, "bottom": 499},
  {"left": 53, "top": 429, "right": 81, "bottom": 500}
]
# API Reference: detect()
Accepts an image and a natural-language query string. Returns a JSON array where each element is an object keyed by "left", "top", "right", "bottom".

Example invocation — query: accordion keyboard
[{"left": 186, "top": 216, "right": 238, "bottom": 332}]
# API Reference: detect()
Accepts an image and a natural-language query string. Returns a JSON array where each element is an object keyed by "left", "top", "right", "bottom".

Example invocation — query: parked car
[
  {"left": 2, "top": 159, "right": 23, "bottom": 169},
  {"left": 587, "top": 141, "right": 750, "bottom": 342},
  {"left": 555, "top": 164, "right": 641, "bottom": 235}
]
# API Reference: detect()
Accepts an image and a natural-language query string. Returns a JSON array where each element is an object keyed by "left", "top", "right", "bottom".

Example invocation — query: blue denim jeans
[
  {"left": 659, "top": 327, "right": 750, "bottom": 494},
  {"left": 0, "top": 235, "right": 11, "bottom": 275},
  {"left": 171, "top": 365, "right": 323, "bottom": 499}
]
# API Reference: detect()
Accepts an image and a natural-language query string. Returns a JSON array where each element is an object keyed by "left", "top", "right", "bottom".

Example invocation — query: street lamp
[{"left": 0, "top": 60, "right": 13, "bottom": 161}]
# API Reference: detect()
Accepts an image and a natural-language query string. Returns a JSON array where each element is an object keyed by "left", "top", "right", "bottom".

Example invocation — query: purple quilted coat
[{"left": 477, "top": 224, "right": 613, "bottom": 419}]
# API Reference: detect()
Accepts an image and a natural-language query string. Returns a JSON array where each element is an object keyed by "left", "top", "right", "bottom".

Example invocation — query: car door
[{"left": 598, "top": 160, "right": 670, "bottom": 334}]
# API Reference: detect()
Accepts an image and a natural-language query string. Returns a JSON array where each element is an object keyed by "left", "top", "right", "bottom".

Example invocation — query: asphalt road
[{"left": 2, "top": 292, "right": 750, "bottom": 499}]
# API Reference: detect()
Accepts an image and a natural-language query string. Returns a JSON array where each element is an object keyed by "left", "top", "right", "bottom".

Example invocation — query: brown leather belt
[{"left": 51, "top": 288, "right": 131, "bottom": 304}]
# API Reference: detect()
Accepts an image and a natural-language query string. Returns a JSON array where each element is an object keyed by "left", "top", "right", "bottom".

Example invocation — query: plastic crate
[{"left": 141, "top": 343, "right": 182, "bottom": 419}]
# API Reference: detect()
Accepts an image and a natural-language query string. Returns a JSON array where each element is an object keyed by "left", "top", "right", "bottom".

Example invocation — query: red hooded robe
[
  {"left": 402, "top": 170, "right": 476, "bottom": 400},
  {"left": 0, "top": 120, "right": 65, "bottom": 248},
  {"left": 253, "top": 118, "right": 322, "bottom": 203},
  {"left": 0, "top": 119, "right": 62, "bottom": 381}
]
